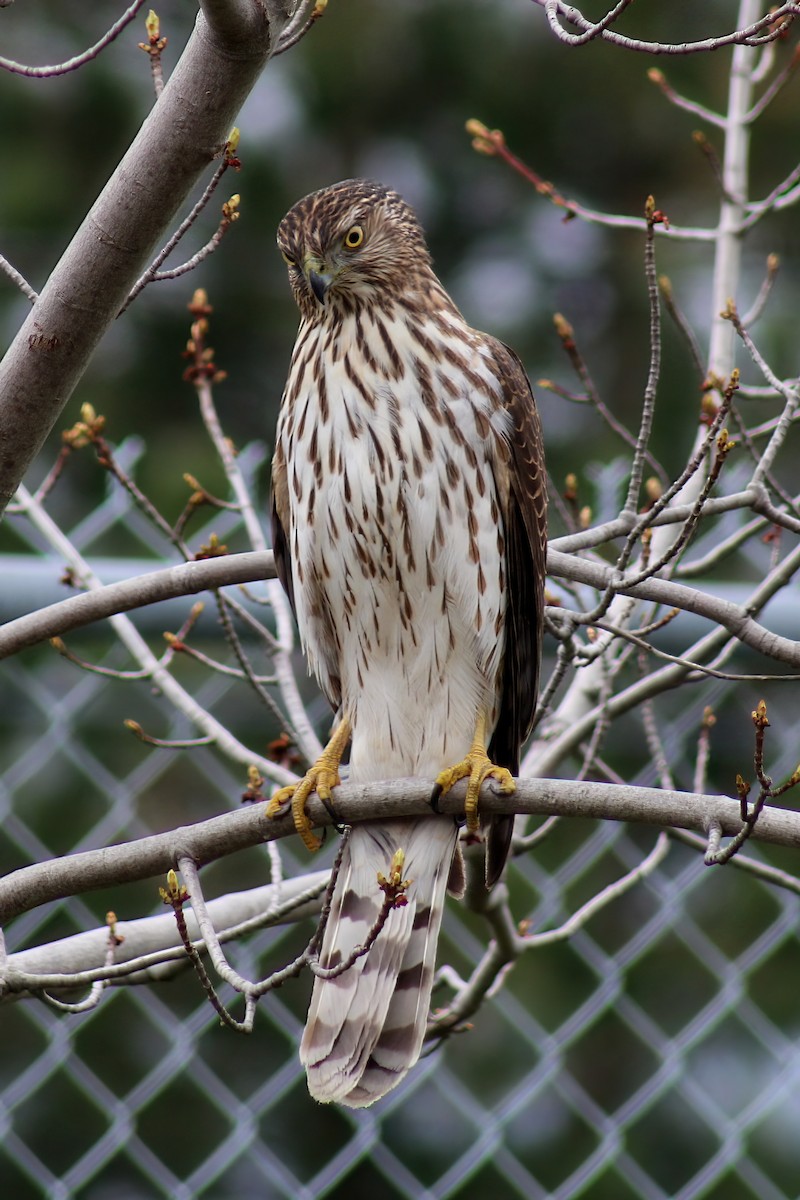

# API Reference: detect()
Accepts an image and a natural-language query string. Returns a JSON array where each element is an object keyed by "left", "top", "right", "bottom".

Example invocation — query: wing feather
[
  {"left": 271, "top": 439, "right": 342, "bottom": 713},
  {"left": 270, "top": 439, "right": 296, "bottom": 619},
  {"left": 483, "top": 337, "right": 547, "bottom": 885}
]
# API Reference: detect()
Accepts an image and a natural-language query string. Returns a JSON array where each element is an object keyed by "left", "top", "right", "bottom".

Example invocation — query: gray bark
[{"left": 0, "top": 2, "right": 293, "bottom": 513}]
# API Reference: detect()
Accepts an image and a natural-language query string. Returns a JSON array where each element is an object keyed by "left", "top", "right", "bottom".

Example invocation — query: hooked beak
[
  {"left": 302, "top": 254, "right": 334, "bottom": 305},
  {"left": 308, "top": 269, "right": 331, "bottom": 305}
]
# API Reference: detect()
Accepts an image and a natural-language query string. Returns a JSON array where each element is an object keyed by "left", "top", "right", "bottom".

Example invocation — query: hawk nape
[{"left": 269, "top": 179, "right": 547, "bottom": 1107}]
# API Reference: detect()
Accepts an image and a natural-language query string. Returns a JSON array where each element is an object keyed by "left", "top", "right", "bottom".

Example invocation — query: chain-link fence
[{"left": 3, "top": 444, "right": 800, "bottom": 1200}]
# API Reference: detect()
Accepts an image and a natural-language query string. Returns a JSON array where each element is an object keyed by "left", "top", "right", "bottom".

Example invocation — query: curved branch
[
  {"left": 537, "top": 1, "right": 799, "bottom": 54},
  {"left": 5, "top": 529, "right": 799, "bottom": 669},
  {"left": 0, "top": 0, "right": 147, "bottom": 78},
  {"left": 3, "top": 776, "right": 800, "bottom": 927},
  {"left": 2, "top": 871, "right": 330, "bottom": 1001},
  {"left": 0, "top": 551, "right": 275, "bottom": 659},
  {"left": 548, "top": 546, "right": 800, "bottom": 667}
]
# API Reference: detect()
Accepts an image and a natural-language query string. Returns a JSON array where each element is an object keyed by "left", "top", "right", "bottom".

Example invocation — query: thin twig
[
  {"left": 550, "top": 313, "right": 669, "bottom": 487},
  {"left": 647, "top": 68, "right": 726, "bottom": 128},
  {"left": 273, "top": 0, "right": 323, "bottom": 55},
  {"left": 658, "top": 275, "right": 705, "bottom": 382},
  {"left": 187, "top": 302, "right": 322, "bottom": 764},
  {"left": 623, "top": 196, "right": 663, "bottom": 514},
  {"left": 740, "top": 253, "right": 780, "bottom": 327},
  {"left": 151, "top": 196, "right": 241, "bottom": 281},
  {"left": 535, "top": 1, "right": 799, "bottom": 55},
  {"left": 0, "top": 253, "right": 38, "bottom": 303},
  {"left": 121, "top": 139, "right": 240, "bottom": 313},
  {"left": 0, "top": 0, "right": 147, "bottom": 77},
  {"left": 138, "top": 9, "right": 168, "bottom": 98}
]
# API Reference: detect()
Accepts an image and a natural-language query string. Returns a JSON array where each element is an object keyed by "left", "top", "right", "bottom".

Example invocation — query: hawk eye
[
  {"left": 343, "top": 225, "right": 364, "bottom": 249},
  {"left": 280, "top": 250, "right": 296, "bottom": 268}
]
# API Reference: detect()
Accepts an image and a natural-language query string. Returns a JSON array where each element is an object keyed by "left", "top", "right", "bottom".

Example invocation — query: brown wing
[
  {"left": 270, "top": 440, "right": 297, "bottom": 619},
  {"left": 270, "top": 440, "right": 343, "bottom": 714},
  {"left": 484, "top": 337, "right": 548, "bottom": 886}
]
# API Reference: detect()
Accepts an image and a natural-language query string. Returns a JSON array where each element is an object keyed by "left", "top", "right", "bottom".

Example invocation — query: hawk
[{"left": 269, "top": 179, "right": 546, "bottom": 1107}]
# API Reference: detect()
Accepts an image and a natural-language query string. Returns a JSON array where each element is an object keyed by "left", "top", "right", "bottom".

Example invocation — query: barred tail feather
[{"left": 300, "top": 815, "right": 459, "bottom": 1107}]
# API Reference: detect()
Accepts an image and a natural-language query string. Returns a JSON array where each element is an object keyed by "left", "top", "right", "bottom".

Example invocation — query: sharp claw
[
  {"left": 319, "top": 793, "right": 346, "bottom": 832},
  {"left": 264, "top": 716, "right": 350, "bottom": 852},
  {"left": 267, "top": 766, "right": 342, "bottom": 853},
  {"left": 434, "top": 747, "right": 516, "bottom": 835}
]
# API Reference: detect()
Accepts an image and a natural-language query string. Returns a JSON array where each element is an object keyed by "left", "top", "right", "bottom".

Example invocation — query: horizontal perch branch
[{"left": 2, "top": 776, "right": 800, "bottom": 926}]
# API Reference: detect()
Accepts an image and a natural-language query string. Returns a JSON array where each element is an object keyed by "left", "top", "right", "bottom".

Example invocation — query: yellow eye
[
  {"left": 344, "top": 225, "right": 364, "bottom": 249},
  {"left": 280, "top": 250, "right": 296, "bottom": 268}
]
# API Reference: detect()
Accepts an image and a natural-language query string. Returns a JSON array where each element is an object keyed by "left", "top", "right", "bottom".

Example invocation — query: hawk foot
[
  {"left": 266, "top": 717, "right": 351, "bottom": 853},
  {"left": 432, "top": 749, "right": 515, "bottom": 834}
]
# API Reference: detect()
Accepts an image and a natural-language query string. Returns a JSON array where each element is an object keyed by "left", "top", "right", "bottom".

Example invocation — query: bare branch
[
  {"left": 138, "top": 8, "right": 168, "bottom": 98},
  {"left": 647, "top": 68, "right": 726, "bottom": 128},
  {"left": 149, "top": 195, "right": 241, "bottom": 281},
  {"left": 740, "top": 253, "right": 781, "bottom": 326},
  {"left": 0, "top": 0, "right": 147, "bottom": 78},
  {"left": 548, "top": 543, "right": 800, "bottom": 667},
  {"left": 528, "top": 832, "right": 671, "bottom": 947},
  {"left": 0, "top": 252, "right": 38, "bottom": 303},
  {"left": 273, "top": 0, "right": 327, "bottom": 55},
  {"left": 0, "top": 1, "right": 295, "bottom": 515},
  {"left": 0, "top": 550, "right": 275, "bottom": 660},
  {"left": 8, "top": 487, "right": 294, "bottom": 785},
  {"left": 187, "top": 299, "right": 322, "bottom": 763},
  {"left": 745, "top": 43, "right": 800, "bottom": 120},
  {"left": 5, "top": 777, "right": 800, "bottom": 929},
  {"left": 535, "top": 1, "right": 799, "bottom": 55},
  {"left": 466, "top": 119, "right": 718, "bottom": 241},
  {"left": 548, "top": 312, "right": 669, "bottom": 487},
  {"left": 658, "top": 274, "right": 705, "bottom": 381},
  {"left": 623, "top": 197, "right": 664, "bottom": 514},
  {"left": 121, "top": 144, "right": 241, "bottom": 313},
  {"left": 723, "top": 302, "right": 800, "bottom": 485},
  {"left": 2, "top": 873, "right": 330, "bottom": 1001}
]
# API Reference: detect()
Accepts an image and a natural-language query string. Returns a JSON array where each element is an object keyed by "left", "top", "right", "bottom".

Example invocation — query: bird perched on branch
[{"left": 269, "top": 179, "right": 547, "bottom": 1107}]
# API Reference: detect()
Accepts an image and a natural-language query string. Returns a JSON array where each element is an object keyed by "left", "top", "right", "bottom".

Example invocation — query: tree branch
[
  {"left": 0, "top": 0, "right": 296, "bottom": 515},
  {"left": 5, "top": 523, "right": 799, "bottom": 670},
  {"left": 1, "top": 872, "right": 330, "bottom": 1001},
  {"left": 535, "top": 1, "right": 799, "bottom": 54},
  {"left": 3, "top": 777, "right": 800, "bottom": 928},
  {"left": 0, "top": 552, "right": 276, "bottom": 659},
  {"left": 0, "top": 0, "right": 148, "bottom": 78},
  {"left": 548, "top": 545, "right": 800, "bottom": 667}
]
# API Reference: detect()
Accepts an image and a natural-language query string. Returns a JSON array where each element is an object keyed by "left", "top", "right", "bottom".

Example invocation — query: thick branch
[
  {"left": 3, "top": 777, "right": 800, "bottom": 926},
  {"left": 2, "top": 872, "right": 329, "bottom": 1000},
  {"left": 0, "top": 1, "right": 293, "bottom": 514}
]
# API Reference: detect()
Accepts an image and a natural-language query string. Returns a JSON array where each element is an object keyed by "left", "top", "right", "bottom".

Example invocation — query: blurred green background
[
  {"left": 2, "top": 3, "right": 800, "bottom": 1198},
  {"left": 1, "top": 0, "right": 798, "bottom": 523}
]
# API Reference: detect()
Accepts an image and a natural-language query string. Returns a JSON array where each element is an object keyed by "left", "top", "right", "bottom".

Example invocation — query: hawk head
[{"left": 277, "top": 179, "right": 432, "bottom": 318}]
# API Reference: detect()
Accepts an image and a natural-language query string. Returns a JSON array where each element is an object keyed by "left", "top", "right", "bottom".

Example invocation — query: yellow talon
[
  {"left": 266, "top": 717, "right": 351, "bottom": 853},
  {"left": 434, "top": 712, "right": 515, "bottom": 833}
]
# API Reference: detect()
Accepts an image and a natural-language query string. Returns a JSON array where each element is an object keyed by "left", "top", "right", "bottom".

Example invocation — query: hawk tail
[{"left": 300, "top": 816, "right": 459, "bottom": 1107}]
